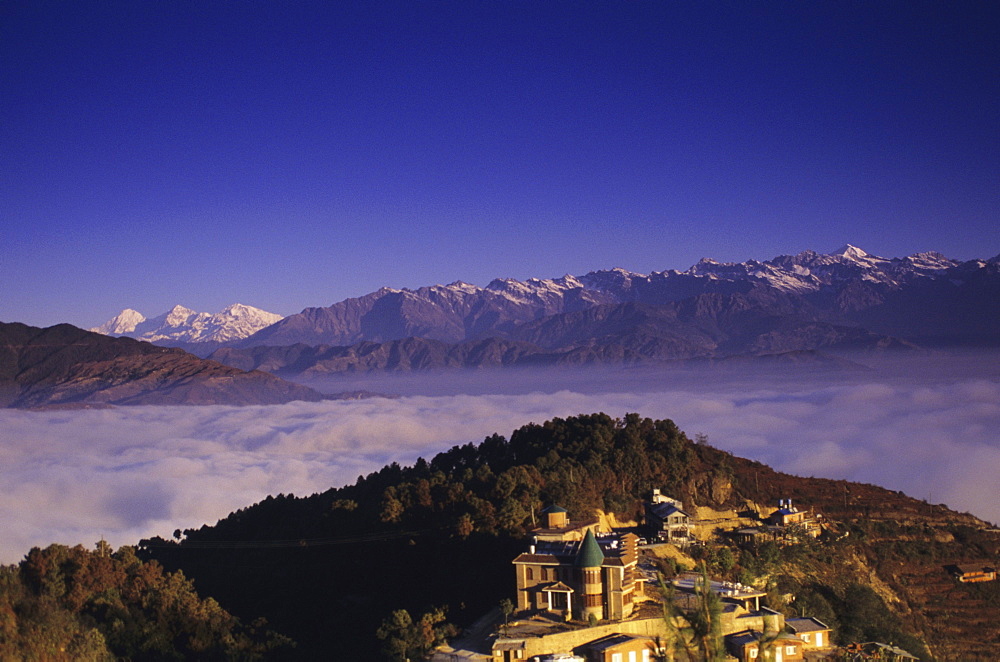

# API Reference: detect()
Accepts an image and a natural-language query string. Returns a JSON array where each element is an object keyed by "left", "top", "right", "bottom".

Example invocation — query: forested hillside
[
  {"left": 136, "top": 413, "right": 999, "bottom": 660},
  {"left": 0, "top": 542, "right": 291, "bottom": 660}
]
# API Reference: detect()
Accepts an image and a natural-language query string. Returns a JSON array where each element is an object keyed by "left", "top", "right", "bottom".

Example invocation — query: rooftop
[
  {"left": 530, "top": 516, "right": 600, "bottom": 537},
  {"left": 575, "top": 529, "right": 605, "bottom": 567},
  {"left": 954, "top": 563, "right": 996, "bottom": 574},
  {"left": 514, "top": 532, "right": 635, "bottom": 566},
  {"left": 586, "top": 633, "right": 649, "bottom": 652},
  {"left": 673, "top": 573, "right": 767, "bottom": 600},
  {"left": 648, "top": 502, "right": 690, "bottom": 518},
  {"left": 786, "top": 617, "right": 831, "bottom": 633}
]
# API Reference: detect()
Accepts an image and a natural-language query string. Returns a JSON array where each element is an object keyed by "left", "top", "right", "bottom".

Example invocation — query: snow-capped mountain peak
[
  {"left": 833, "top": 244, "right": 870, "bottom": 261},
  {"left": 484, "top": 275, "right": 584, "bottom": 304},
  {"left": 91, "top": 304, "right": 283, "bottom": 344},
  {"left": 444, "top": 281, "right": 481, "bottom": 295},
  {"left": 163, "top": 305, "right": 205, "bottom": 327},
  {"left": 90, "top": 309, "right": 146, "bottom": 335}
]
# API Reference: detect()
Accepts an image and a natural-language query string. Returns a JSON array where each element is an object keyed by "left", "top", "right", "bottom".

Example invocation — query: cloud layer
[{"left": 1, "top": 373, "right": 998, "bottom": 563}]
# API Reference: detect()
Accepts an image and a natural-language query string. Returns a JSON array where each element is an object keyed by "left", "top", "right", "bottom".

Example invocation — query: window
[
  {"left": 526, "top": 568, "right": 533, "bottom": 581},
  {"left": 786, "top": 646, "right": 795, "bottom": 655},
  {"left": 802, "top": 633, "right": 811, "bottom": 642},
  {"left": 749, "top": 650, "right": 758, "bottom": 659},
  {"left": 612, "top": 654, "right": 622, "bottom": 662}
]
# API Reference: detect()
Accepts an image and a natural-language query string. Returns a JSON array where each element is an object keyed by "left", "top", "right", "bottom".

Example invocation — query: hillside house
[
  {"left": 725, "top": 629, "right": 804, "bottom": 662},
  {"left": 766, "top": 499, "right": 807, "bottom": 527},
  {"left": 512, "top": 528, "right": 641, "bottom": 622},
  {"left": 950, "top": 563, "right": 997, "bottom": 583},
  {"left": 584, "top": 633, "right": 654, "bottom": 662},
  {"left": 644, "top": 490, "right": 692, "bottom": 546},
  {"left": 763, "top": 499, "right": 822, "bottom": 540},
  {"left": 785, "top": 617, "right": 832, "bottom": 650},
  {"left": 731, "top": 527, "right": 777, "bottom": 548}
]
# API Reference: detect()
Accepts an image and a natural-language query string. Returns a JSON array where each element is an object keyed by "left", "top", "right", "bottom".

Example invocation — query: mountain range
[
  {"left": 92, "top": 303, "right": 283, "bottom": 344},
  {"left": 87, "top": 246, "right": 1000, "bottom": 378},
  {"left": 206, "top": 246, "right": 999, "bottom": 376}
]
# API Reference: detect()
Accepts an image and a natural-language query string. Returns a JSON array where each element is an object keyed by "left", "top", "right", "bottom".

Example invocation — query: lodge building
[{"left": 512, "top": 507, "right": 641, "bottom": 622}]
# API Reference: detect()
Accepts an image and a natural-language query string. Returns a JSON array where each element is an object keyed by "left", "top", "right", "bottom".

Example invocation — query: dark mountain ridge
[
  {"left": 0, "top": 321, "right": 325, "bottom": 408},
  {"left": 210, "top": 296, "right": 913, "bottom": 378}
]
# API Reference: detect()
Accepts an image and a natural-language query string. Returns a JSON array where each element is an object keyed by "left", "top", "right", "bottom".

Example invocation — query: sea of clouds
[{"left": 1, "top": 361, "right": 998, "bottom": 563}]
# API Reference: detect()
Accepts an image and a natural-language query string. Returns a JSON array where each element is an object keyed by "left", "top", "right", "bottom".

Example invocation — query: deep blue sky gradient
[{"left": 3, "top": 1, "right": 997, "bottom": 328}]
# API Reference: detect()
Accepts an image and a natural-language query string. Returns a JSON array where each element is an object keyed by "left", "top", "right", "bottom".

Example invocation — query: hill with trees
[
  {"left": 0, "top": 541, "right": 291, "bottom": 660},
  {"left": 133, "top": 413, "right": 1000, "bottom": 660}
]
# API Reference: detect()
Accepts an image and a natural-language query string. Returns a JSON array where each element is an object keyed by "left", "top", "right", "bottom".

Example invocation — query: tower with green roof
[{"left": 575, "top": 529, "right": 605, "bottom": 621}]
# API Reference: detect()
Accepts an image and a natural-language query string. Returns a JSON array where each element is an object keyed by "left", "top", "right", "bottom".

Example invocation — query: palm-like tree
[{"left": 656, "top": 563, "right": 724, "bottom": 661}]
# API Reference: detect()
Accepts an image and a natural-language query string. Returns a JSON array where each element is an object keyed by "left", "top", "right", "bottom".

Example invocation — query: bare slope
[{"left": 0, "top": 321, "right": 324, "bottom": 407}]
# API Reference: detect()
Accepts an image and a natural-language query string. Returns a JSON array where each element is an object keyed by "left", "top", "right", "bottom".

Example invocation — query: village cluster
[{"left": 433, "top": 491, "right": 947, "bottom": 662}]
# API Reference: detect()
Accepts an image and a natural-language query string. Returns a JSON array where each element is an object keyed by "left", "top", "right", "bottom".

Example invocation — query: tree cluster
[
  {"left": 341, "top": 412, "right": 702, "bottom": 538},
  {"left": 375, "top": 607, "right": 455, "bottom": 662},
  {"left": 0, "top": 542, "right": 291, "bottom": 661}
]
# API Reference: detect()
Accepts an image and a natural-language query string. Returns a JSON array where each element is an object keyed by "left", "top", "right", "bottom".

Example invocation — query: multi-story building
[
  {"left": 512, "top": 508, "right": 641, "bottom": 622},
  {"left": 643, "top": 490, "right": 692, "bottom": 546}
]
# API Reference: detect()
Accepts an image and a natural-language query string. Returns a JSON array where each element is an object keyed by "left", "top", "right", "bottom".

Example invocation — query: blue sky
[{"left": 3, "top": 1, "right": 997, "bottom": 328}]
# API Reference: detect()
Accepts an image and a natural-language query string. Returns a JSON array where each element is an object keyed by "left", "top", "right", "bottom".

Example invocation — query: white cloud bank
[{"left": 1, "top": 375, "right": 999, "bottom": 563}]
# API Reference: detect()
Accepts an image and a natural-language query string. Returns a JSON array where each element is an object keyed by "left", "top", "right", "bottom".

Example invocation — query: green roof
[
  {"left": 542, "top": 504, "right": 568, "bottom": 514},
  {"left": 574, "top": 529, "right": 604, "bottom": 567}
]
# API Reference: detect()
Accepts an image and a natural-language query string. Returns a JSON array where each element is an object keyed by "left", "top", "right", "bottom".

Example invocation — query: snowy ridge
[
  {"left": 448, "top": 244, "right": 970, "bottom": 304},
  {"left": 312, "top": 245, "right": 966, "bottom": 311},
  {"left": 666, "top": 244, "right": 961, "bottom": 293},
  {"left": 107, "top": 245, "right": 991, "bottom": 351},
  {"left": 485, "top": 274, "right": 587, "bottom": 304},
  {"left": 90, "top": 308, "right": 146, "bottom": 335},
  {"left": 92, "top": 304, "right": 283, "bottom": 343}
]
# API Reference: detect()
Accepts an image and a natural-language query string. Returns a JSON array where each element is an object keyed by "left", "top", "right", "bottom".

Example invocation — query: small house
[
  {"left": 584, "top": 633, "right": 654, "bottom": 662},
  {"left": 950, "top": 563, "right": 997, "bottom": 583},
  {"left": 764, "top": 499, "right": 822, "bottom": 539},
  {"left": 725, "top": 630, "right": 804, "bottom": 662},
  {"left": 766, "top": 499, "right": 807, "bottom": 527},
  {"left": 785, "top": 617, "right": 832, "bottom": 649},
  {"left": 644, "top": 490, "right": 692, "bottom": 545}
]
